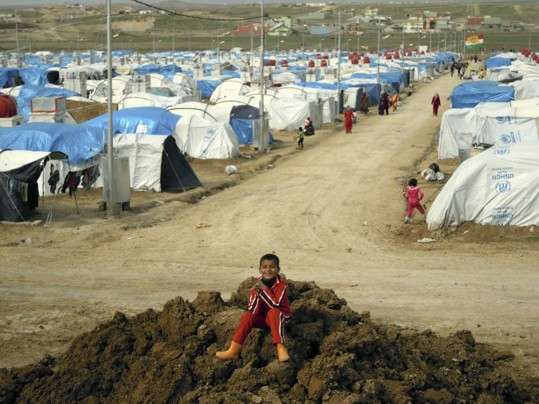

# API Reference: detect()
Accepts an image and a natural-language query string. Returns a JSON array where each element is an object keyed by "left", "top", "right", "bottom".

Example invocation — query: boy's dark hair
[
  {"left": 260, "top": 253, "right": 279, "bottom": 268},
  {"left": 299, "top": 126, "right": 304, "bottom": 131},
  {"left": 408, "top": 178, "right": 418, "bottom": 187}
]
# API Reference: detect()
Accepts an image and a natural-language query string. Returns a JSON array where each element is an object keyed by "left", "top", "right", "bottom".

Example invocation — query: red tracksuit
[
  {"left": 404, "top": 185, "right": 425, "bottom": 217},
  {"left": 232, "top": 275, "right": 292, "bottom": 345}
]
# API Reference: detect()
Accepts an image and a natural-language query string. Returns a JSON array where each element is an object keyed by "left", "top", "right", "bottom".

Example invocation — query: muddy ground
[
  {"left": 1, "top": 72, "right": 539, "bottom": 402},
  {"left": 1, "top": 280, "right": 538, "bottom": 403}
]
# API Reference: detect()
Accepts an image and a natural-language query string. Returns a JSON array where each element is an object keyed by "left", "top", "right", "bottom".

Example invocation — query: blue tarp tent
[
  {"left": 197, "top": 79, "right": 221, "bottom": 99},
  {"left": 15, "top": 84, "right": 79, "bottom": 121},
  {"left": 485, "top": 57, "right": 513, "bottom": 69},
  {"left": 20, "top": 67, "right": 60, "bottom": 86},
  {"left": 229, "top": 105, "right": 274, "bottom": 145},
  {"left": 0, "top": 122, "right": 104, "bottom": 163},
  {"left": 85, "top": 106, "right": 180, "bottom": 135},
  {"left": 450, "top": 81, "right": 515, "bottom": 109},
  {"left": 133, "top": 64, "right": 182, "bottom": 80},
  {"left": 0, "top": 68, "right": 20, "bottom": 88}
]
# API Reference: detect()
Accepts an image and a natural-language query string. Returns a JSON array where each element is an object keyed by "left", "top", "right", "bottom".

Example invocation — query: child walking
[
  {"left": 403, "top": 178, "right": 426, "bottom": 224},
  {"left": 297, "top": 126, "right": 304, "bottom": 149},
  {"left": 216, "top": 253, "right": 292, "bottom": 362}
]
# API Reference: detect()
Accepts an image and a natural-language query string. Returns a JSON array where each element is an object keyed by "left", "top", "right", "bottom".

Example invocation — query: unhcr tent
[
  {"left": 472, "top": 116, "right": 539, "bottom": 147},
  {"left": 118, "top": 92, "right": 186, "bottom": 110},
  {"left": 438, "top": 108, "right": 476, "bottom": 160},
  {"left": 174, "top": 115, "right": 240, "bottom": 159},
  {"left": 0, "top": 150, "right": 67, "bottom": 222},
  {"left": 113, "top": 134, "right": 201, "bottom": 192},
  {"left": 438, "top": 101, "right": 539, "bottom": 159},
  {"left": 427, "top": 143, "right": 539, "bottom": 230},
  {"left": 209, "top": 78, "right": 250, "bottom": 103}
]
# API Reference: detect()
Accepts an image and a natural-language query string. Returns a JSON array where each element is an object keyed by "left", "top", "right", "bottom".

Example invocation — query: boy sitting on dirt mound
[{"left": 215, "top": 253, "right": 292, "bottom": 362}]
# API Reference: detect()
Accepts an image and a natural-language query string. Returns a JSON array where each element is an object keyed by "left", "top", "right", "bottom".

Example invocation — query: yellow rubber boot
[
  {"left": 215, "top": 341, "right": 242, "bottom": 360},
  {"left": 276, "top": 343, "right": 289, "bottom": 362}
]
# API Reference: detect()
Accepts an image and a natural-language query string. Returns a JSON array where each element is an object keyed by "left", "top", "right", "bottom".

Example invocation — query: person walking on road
[
  {"left": 344, "top": 106, "right": 355, "bottom": 133},
  {"left": 431, "top": 92, "right": 441, "bottom": 116}
]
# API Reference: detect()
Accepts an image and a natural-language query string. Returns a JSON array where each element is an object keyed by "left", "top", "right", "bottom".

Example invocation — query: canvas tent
[
  {"left": 0, "top": 149, "right": 67, "bottom": 222},
  {"left": 438, "top": 101, "right": 539, "bottom": 159},
  {"left": 174, "top": 115, "right": 240, "bottom": 159},
  {"left": 113, "top": 134, "right": 201, "bottom": 192},
  {"left": 427, "top": 143, "right": 539, "bottom": 230},
  {"left": 209, "top": 78, "right": 250, "bottom": 103}
]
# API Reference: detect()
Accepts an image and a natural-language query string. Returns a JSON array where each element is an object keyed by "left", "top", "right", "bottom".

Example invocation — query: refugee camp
[{"left": 1, "top": 1, "right": 539, "bottom": 402}]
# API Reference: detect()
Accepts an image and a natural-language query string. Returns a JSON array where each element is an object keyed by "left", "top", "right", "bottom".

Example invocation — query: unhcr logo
[
  {"left": 495, "top": 180, "right": 512, "bottom": 193},
  {"left": 491, "top": 172, "right": 514, "bottom": 181},
  {"left": 493, "top": 147, "right": 510, "bottom": 156},
  {"left": 491, "top": 207, "right": 513, "bottom": 226},
  {"left": 495, "top": 116, "right": 515, "bottom": 124},
  {"left": 500, "top": 131, "right": 520, "bottom": 144},
  {"left": 492, "top": 212, "right": 513, "bottom": 220}
]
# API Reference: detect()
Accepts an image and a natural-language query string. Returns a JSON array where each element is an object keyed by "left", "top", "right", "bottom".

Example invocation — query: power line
[{"left": 130, "top": 0, "right": 262, "bottom": 22}]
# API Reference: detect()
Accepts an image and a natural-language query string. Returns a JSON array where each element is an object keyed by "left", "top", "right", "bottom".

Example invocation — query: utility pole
[
  {"left": 259, "top": 0, "right": 266, "bottom": 152},
  {"left": 377, "top": 19, "right": 381, "bottom": 84},
  {"left": 337, "top": 10, "right": 342, "bottom": 114}
]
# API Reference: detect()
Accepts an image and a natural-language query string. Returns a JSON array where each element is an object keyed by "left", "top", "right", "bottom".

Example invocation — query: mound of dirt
[{"left": 1, "top": 281, "right": 537, "bottom": 403}]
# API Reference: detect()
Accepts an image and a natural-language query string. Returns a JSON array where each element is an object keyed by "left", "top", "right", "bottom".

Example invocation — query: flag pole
[{"left": 463, "top": 25, "right": 467, "bottom": 59}]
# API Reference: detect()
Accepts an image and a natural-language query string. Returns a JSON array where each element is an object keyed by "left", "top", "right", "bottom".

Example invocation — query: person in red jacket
[
  {"left": 216, "top": 253, "right": 292, "bottom": 362},
  {"left": 431, "top": 92, "right": 441, "bottom": 116},
  {"left": 403, "top": 178, "right": 426, "bottom": 224}
]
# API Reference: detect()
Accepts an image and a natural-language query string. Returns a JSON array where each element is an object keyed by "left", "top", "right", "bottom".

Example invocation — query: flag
[{"left": 465, "top": 34, "right": 484, "bottom": 49}]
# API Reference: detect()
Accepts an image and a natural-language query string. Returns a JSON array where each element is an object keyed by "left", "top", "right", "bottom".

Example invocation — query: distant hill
[{"left": 11, "top": 0, "right": 526, "bottom": 8}]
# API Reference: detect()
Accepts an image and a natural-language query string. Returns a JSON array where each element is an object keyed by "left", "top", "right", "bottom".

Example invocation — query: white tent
[
  {"left": 172, "top": 73, "right": 197, "bottom": 92},
  {"left": 168, "top": 101, "right": 221, "bottom": 121},
  {"left": 89, "top": 76, "right": 131, "bottom": 103},
  {"left": 438, "top": 101, "right": 539, "bottom": 160},
  {"left": 472, "top": 116, "right": 539, "bottom": 147},
  {"left": 511, "top": 80, "right": 539, "bottom": 100},
  {"left": 118, "top": 92, "right": 185, "bottom": 110},
  {"left": 113, "top": 133, "right": 201, "bottom": 192},
  {"left": 427, "top": 143, "right": 539, "bottom": 230},
  {"left": 209, "top": 78, "right": 250, "bottom": 103},
  {"left": 174, "top": 115, "right": 240, "bottom": 159},
  {"left": 276, "top": 84, "right": 335, "bottom": 124},
  {"left": 243, "top": 91, "right": 312, "bottom": 131},
  {"left": 437, "top": 108, "right": 476, "bottom": 159}
]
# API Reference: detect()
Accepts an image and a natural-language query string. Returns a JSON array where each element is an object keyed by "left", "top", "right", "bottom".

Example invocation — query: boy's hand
[{"left": 251, "top": 277, "right": 265, "bottom": 291}]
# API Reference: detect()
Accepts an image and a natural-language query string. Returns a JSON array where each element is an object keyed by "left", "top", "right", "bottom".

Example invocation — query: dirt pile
[{"left": 1, "top": 280, "right": 537, "bottom": 403}]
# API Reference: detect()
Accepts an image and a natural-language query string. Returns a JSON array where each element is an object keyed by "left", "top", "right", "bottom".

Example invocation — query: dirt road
[{"left": 1, "top": 72, "right": 538, "bottom": 378}]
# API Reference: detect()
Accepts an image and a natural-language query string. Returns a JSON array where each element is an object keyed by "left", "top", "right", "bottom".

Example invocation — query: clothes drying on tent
[{"left": 0, "top": 150, "right": 67, "bottom": 222}]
